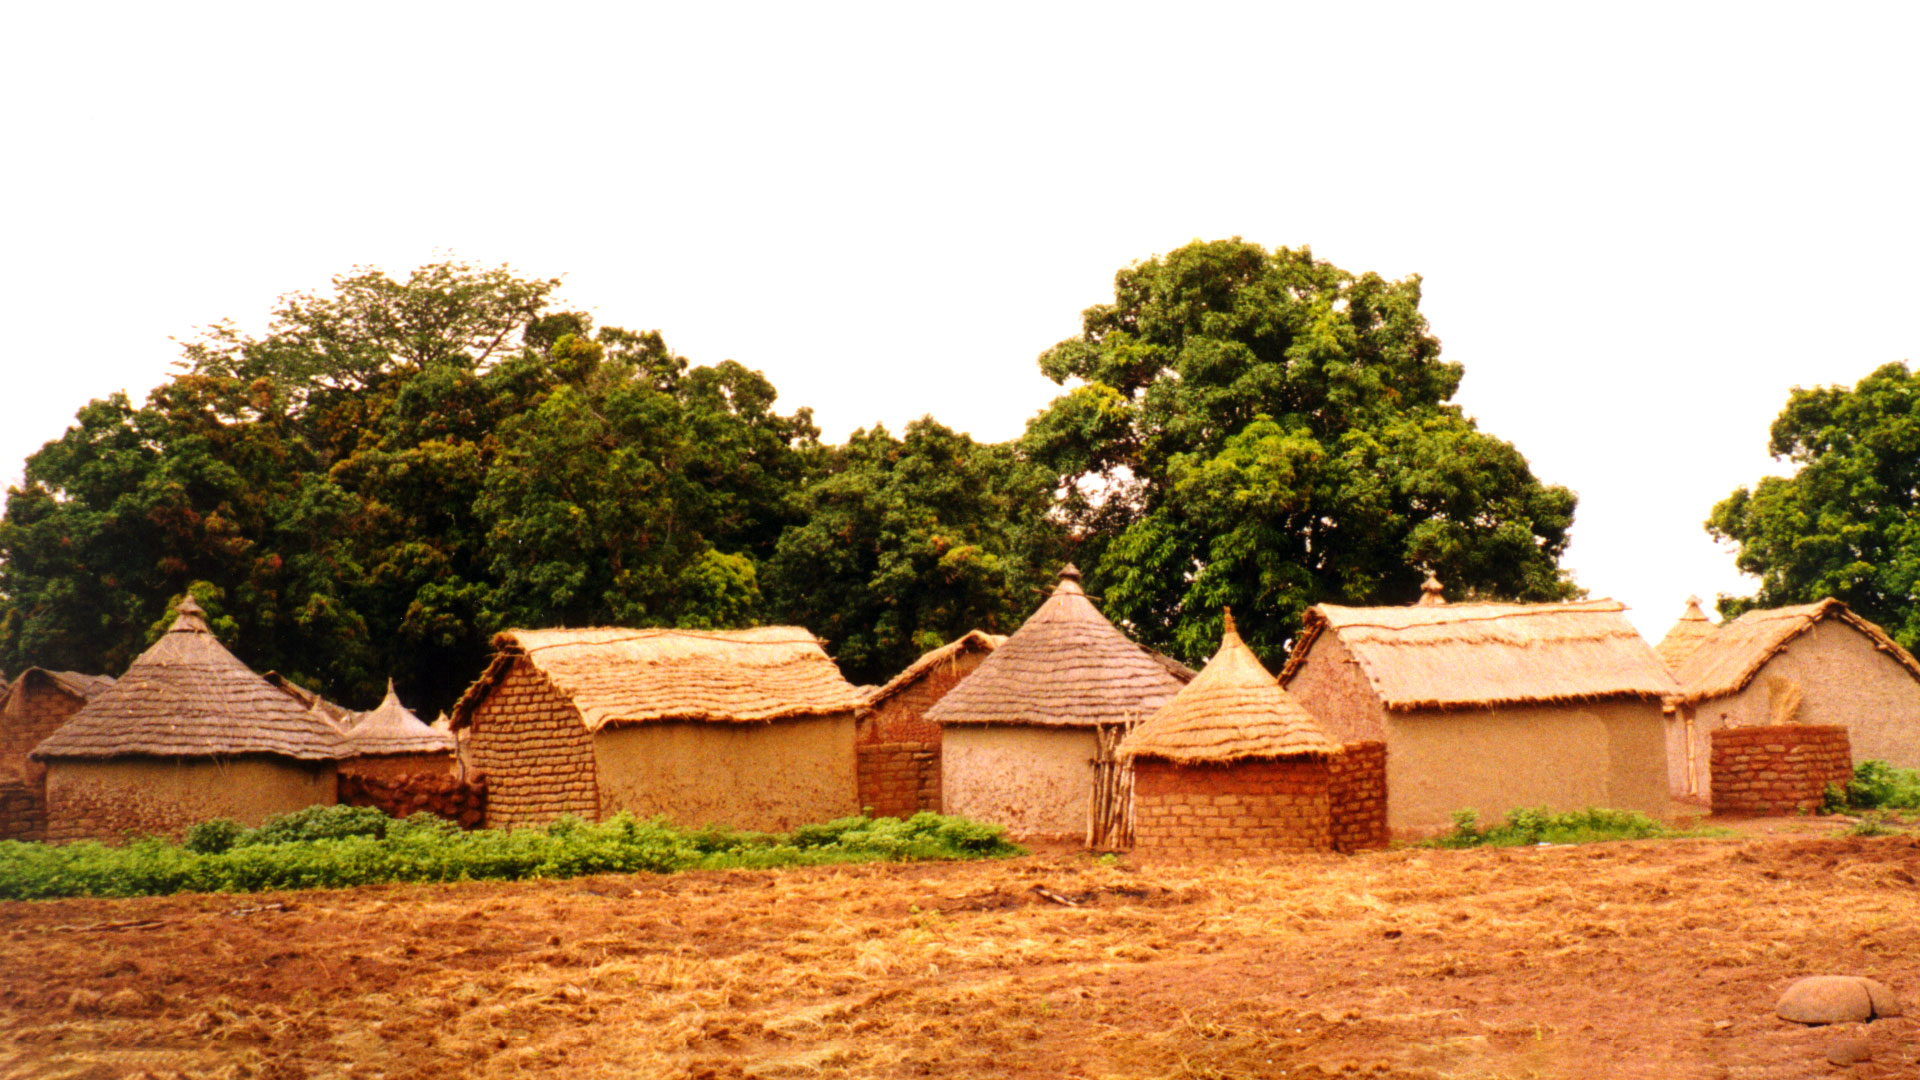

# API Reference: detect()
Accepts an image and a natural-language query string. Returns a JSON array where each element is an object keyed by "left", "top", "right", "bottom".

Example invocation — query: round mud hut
[
  {"left": 925, "top": 565, "right": 1189, "bottom": 841},
  {"left": 30, "top": 598, "right": 345, "bottom": 841},
  {"left": 338, "top": 680, "right": 457, "bottom": 781}
]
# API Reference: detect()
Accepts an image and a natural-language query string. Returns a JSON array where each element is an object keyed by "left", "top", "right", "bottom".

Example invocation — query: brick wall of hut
[
  {"left": 1132, "top": 758, "right": 1333, "bottom": 854},
  {"left": 337, "top": 752, "right": 457, "bottom": 782},
  {"left": 1328, "top": 741, "right": 1389, "bottom": 853},
  {"left": 1, "top": 679, "right": 86, "bottom": 786},
  {"left": 45, "top": 758, "right": 337, "bottom": 842},
  {"left": 338, "top": 771, "right": 486, "bottom": 828},
  {"left": 856, "top": 650, "right": 985, "bottom": 817},
  {"left": 465, "top": 658, "right": 600, "bottom": 827},
  {"left": 0, "top": 781, "right": 46, "bottom": 841},
  {"left": 1709, "top": 724, "right": 1853, "bottom": 816}
]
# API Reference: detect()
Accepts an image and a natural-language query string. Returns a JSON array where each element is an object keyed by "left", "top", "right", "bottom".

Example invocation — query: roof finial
[
  {"left": 1416, "top": 571, "right": 1446, "bottom": 607},
  {"left": 1222, "top": 606, "right": 1237, "bottom": 636},
  {"left": 168, "top": 595, "right": 211, "bottom": 633},
  {"left": 1682, "top": 595, "right": 1707, "bottom": 620},
  {"left": 1058, "top": 563, "right": 1082, "bottom": 583}
]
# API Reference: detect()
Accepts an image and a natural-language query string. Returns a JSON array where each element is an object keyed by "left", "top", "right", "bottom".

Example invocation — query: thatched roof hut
[
  {"left": 1121, "top": 613, "right": 1337, "bottom": 765},
  {"left": 1655, "top": 597, "right": 1719, "bottom": 671},
  {"left": 855, "top": 630, "right": 1004, "bottom": 819},
  {"left": 450, "top": 626, "right": 866, "bottom": 830},
  {"left": 337, "top": 681, "right": 458, "bottom": 780},
  {"left": 29, "top": 599, "right": 343, "bottom": 840},
  {"left": 1281, "top": 588, "right": 1675, "bottom": 834},
  {"left": 0, "top": 668, "right": 117, "bottom": 838}
]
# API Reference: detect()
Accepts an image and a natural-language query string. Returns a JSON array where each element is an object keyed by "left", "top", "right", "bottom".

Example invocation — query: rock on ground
[{"left": 1776, "top": 976, "right": 1903, "bottom": 1025}]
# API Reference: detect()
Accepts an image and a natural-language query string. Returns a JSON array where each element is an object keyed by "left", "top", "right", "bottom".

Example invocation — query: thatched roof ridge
[
  {"left": 262, "top": 671, "right": 355, "bottom": 732},
  {"left": 30, "top": 599, "right": 346, "bottom": 761},
  {"left": 451, "top": 625, "right": 865, "bottom": 731},
  {"left": 861, "top": 631, "right": 1006, "bottom": 715},
  {"left": 1667, "top": 598, "right": 1920, "bottom": 707},
  {"left": 1279, "top": 598, "right": 1677, "bottom": 711},
  {"left": 342, "top": 680, "right": 456, "bottom": 757},
  {"left": 1121, "top": 613, "right": 1338, "bottom": 763},
  {"left": 1655, "top": 597, "right": 1719, "bottom": 671},
  {"left": 925, "top": 567, "right": 1186, "bottom": 728}
]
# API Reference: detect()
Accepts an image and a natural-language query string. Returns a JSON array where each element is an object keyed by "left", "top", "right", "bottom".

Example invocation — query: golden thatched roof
[
  {"left": 1281, "top": 598, "right": 1677, "bottom": 711},
  {"left": 452, "top": 625, "right": 866, "bottom": 731},
  {"left": 1120, "top": 613, "right": 1338, "bottom": 763},
  {"left": 31, "top": 599, "right": 346, "bottom": 761},
  {"left": 860, "top": 631, "right": 1006, "bottom": 715},
  {"left": 925, "top": 566, "right": 1187, "bottom": 728},
  {"left": 1654, "top": 597, "right": 1719, "bottom": 671},
  {"left": 1667, "top": 598, "right": 1920, "bottom": 707},
  {"left": 342, "top": 680, "right": 456, "bottom": 757}
]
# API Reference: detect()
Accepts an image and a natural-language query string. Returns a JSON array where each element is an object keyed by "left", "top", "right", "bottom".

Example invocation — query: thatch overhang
[
  {"left": 859, "top": 631, "right": 1007, "bottom": 718},
  {"left": 1279, "top": 598, "right": 1678, "bottom": 712},
  {"left": 1655, "top": 597, "right": 1719, "bottom": 671},
  {"left": 1666, "top": 598, "right": 1920, "bottom": 708},
  {"left": 341, "top": 680, "right": 456, "bottom": 757},
  {"left": 29, "top": 599, "right": 346, "bottom": 761},
  {"left": 924, "top": 566, "right": 1187, "bottom": 728},
  {"left": 1120, "top": 613, "right": 1338, "bottom": 764},
  {"left": 450, "top": 626, "right": 867, "bottom": 732}
]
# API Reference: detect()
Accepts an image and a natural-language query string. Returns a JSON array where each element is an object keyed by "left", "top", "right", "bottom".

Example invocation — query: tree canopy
[
  {"left": 1708, "top": 361, "right": 1920, "bottom": 647},
  {"left": 1022, "top": 239, "right": 1579, "bottom": 665}
]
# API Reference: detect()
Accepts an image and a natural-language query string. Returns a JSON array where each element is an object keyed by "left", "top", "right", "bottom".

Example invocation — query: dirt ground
[{"left": 1, "top": 817, "right": 1915, "bottom": 1080}]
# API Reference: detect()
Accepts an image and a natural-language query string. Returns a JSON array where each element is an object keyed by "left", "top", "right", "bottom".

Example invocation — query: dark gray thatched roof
[
  {"left": 31, "top": 599, "right": 346, "bottom": 761},
  {"left": 342, "top": 681, "right": 456, "bottom": 757},
  {"left": 925, "top": 566, "right": 1186, "bottom": 728}
]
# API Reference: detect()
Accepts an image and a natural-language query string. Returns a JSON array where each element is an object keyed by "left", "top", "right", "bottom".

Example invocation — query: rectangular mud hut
[
  {"left": 1280, "top": 577, "right": 1677, "bottom": 835},
  {"left": 856, "top": 631, "right": 1003, "bottom": 819},
  {"left": 1659, "top": 598, "right": 1920, "bottom": 800},
  {"left": 450, "top": 627, "right": 867, "bottom": 831},
  {"left": 1120, "top": 613, "right": 1386, "bottom": 855},
  {"left": 0, "top": 669, "right": 115, "bottom": 840},
  {"left": 925, "top": 565, "right": 1190, "bottom": 841}
]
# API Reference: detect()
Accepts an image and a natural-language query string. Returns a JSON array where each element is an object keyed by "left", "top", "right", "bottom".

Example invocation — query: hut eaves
[
  {"left": 341, "top": 680, "right": 456, "bottom": 757},
  {"left": 1121, "top": 613, "right": 1337, "bottom": 763},
  {"left": 1666, "top": 598, "right": 1920, "bottom": 708},
  {"left": 859, "top": 631, "right": 1006, "bottom": 717}
]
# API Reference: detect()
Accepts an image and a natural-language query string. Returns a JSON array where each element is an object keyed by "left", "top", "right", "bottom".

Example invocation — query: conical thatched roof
[
  {"left": 342, "top": 680, "right": 456, "bottom": 757},
  {"left": 860, "top": 631, "right": 1006, "bottom": 716},
  {"left": 1120, "top": 613, "right": 1338, "bottom": 763},
  {"left": 1655, "top": 597, "right": 1719, "bottom": 671},
  {"left": 1667, "top": 598, "right": 1920, "bottom": 707},
  {"left": 1281, "top": 598, "right": 1677, "bottom": 711},
  {"left": 31, "top": 599, "right": 346, "bottom": 761},
  {"left": 925, "top": 566, "right": 1187, "bottom": 728}
]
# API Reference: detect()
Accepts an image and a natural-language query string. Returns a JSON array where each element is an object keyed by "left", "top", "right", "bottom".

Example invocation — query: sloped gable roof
[
  {"left": 861, "top": 631, "right": 1006, "bottom": 716},
  {"left": 1121, "top": 613, "right": 1337, "bottom": 763},
  {"left": 1, "top": 669, "right": 116, "bottom": 717},
  {"left": 1668, "top": 598, "right": 1920, "bottom": 707}
]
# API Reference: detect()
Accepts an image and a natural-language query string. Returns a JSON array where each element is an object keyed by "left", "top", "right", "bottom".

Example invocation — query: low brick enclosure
[
  {"left": 0, "top": 780, "right": 46, "bottom": 841},
  {"left": 1328, "top": 741, "right": 1389, "bottom": 852},
  {"left": 1709, "top": 724, "right": 1853, "bottom": 815},
  {"left": 338, "top": 771, "right": 487, "bottom": 829},
  {"left": 1132, "top": 741, "right": 1389, "bottom": 856}
]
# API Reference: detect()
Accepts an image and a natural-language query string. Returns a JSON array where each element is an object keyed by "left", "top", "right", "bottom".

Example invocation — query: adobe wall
[
  {"left": 1709, "top": 724, "right": 1853, "bottom": 816},
  {"left": 1328, "top": 741, "right": 1389, "bottom": 853},
  {"left": 338, "top": 771, "right": 487, "bottom": 828},
  {"left": 1, "top": 677, "right": 87, "bottom": 786},
  {"left": 1132, "top": 758, "right": 1332, "bottom": 854},
  {"left": 337, "top": 752, "right": 457, "bottom": 782},
  {"left": 593, "top": 713, "right": 858, "bottom": 832},
  {"left": 942, "top": 724, "right": 1097, "bottom": 839},
  {"left": 854, "top": 649, "right": 984, "bottom": 817},
  {"left": 465, "top": 658, "right": 600, "bottom": 828},
  {"left": 0, "top": 780, "right": 47, "bottom": 842},
  {"left": 45, "top": 758, "right": 337, "bottom": 842},
  {"left": 1282, "top": 633, "right": 1389, "bottom": 742},
  {"left": 1384, "top": 699, "right": 1669, "bottom": 834}
]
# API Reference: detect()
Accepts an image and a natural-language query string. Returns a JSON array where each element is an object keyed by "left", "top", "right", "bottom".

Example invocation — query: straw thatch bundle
[
  {"left": 1667, "top": 598, "right": 1920, "bottom": 708},
  {"left": 453, "top": 626, "right": 866, "bottom": 730},
  {"left": 341, "top": 680, "right": 456, "bottom": 757},
  {"left": 1120, "top": 613, "right": 1337, "bottom": 763},
  {"left": 1655, "top": 597, "right": 1719, "bottom": 671},
  {"left": 860, "top": 631, "right": 1006, "bottom": 716},
  {"left": 925, "top": 566, "right": 1186, "bottom": 728},
  {"left": 30, "top": 599, "right": 345, "bottom": 761},
  {"left": 1281, "top": 598, "right": 1677, "bottom": 711}
]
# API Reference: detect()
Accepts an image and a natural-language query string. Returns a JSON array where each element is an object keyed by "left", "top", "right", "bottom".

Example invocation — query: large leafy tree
[
  {"left": 1708, "top": 362, "right": 1920, "bottom": 647},
  {"left": 1023, "top": 239, "right": 1578, "bottom": 665}
]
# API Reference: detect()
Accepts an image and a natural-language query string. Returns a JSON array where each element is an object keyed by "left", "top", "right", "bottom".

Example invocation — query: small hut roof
[
  {"left": 1280, "top": 598, "right": 1677, "bottom": 711},
  {"left": 0, "top": 669, "right": 116, "bottom": 714},
  {"left": 1667, "top": 598, "right": 1920, "bottom": 707},
  {"left": 451, "top": 625, "right": 865, "bottom": 731},
  {"left": 262, "top": 671, "right": 355, "bottom": 732},
  {"left": 861, "top": 631, "right": 1007, "bottom": 715},
  {"left": 342, "top": 680, "right": 456, "bottom": 757},
  {"left": 1120, "top": 613, "right": 1338, "bottom": 763},
  {"left": 1655, "top": 597, "right": 1719, "bottom": 671},
  {"left": 924, "top": 566, "right": 1187, "bottom": 728},
  {"left": 30, "top": 599, "right": 345, "bottom": 761}
]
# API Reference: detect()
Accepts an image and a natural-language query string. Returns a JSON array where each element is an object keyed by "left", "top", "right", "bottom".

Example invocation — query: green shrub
[
  {"left": 184, "top": 818, "right": 246, "bottom": 854},
  {"left": 240, "top": 804, "right": 393, "bottom": 846},
  {"left": 1844, "top": 760, "right": 1920, "bottom": 810},
  {"left": 1423, "top": 806, "right": 1669, "bottom": 849}
]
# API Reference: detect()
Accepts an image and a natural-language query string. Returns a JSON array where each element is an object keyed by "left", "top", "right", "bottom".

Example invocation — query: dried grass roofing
[
  {"left": 1655, "top": 597, "right": 1719, "bottom": 671},
  {"left": 342, "top": 680, "right": 457, "bottom": 757},
  {"left": 263, "top": 672, "right": 355, "bottom": 733},
  {"left": 1667, "top": 598, "right": 1920, "bottom": 707},
  {"left": 925, "top": 567, "right": 1187, "bottom": 728},
  {"left": 31, "top": 600, "right": 346, "bottom": 761},
  {"left": 1280, "top": 598, "right": 1677, "bottom": 711},
  {"left": 452, "top": 625, "right": 866, "bottom": 731},
  {"left": 1120, "top": 614, "right": 1337, "bottom": 763},
  {"left": 861, "top": 631, "right": 1006, "bottom": 715}
]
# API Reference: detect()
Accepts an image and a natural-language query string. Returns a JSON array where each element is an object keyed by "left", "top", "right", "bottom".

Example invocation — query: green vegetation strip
[
  {"left": 0, "top": 807, "right": 1023, "bottom": 900},
  {"left": 1423, "top": 806, "right": 1722, "bottom": 849}
]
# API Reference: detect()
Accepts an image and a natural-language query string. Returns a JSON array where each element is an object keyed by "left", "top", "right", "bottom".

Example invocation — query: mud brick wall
[
  {"left": 1132, "top": 758, "right": 1333, "bottom": 854},
  {"left": 855, "top": 649, "right": 983, "bottom": 817},
  {"left": 1709, "top": 724, "right": 1853, "bottom": 815},
  {"left": 45, "top": 758, "right": 336, "bottom": 842},
  {"left": 338, "top": 771, "right": 487, "bottom": 829},
  {"left": 1, "top": 679, "right": 87, "bottom": 786},
  {"left": 1328, "top": 741, "right": 1388, "bottom": 853},
  {"left": 337, "top": 752, "right": 457, "bottom": 783},
  {"left": 0, "top": 780, "right": 47, "bottom": 841},
  {"left": 465, "top": 658, "right": 599, "bottom": 828}
]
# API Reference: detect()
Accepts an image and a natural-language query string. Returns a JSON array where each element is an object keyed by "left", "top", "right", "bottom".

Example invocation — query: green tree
[
  {"left": 1708, "top": 362, "right": 1920, "bottom": 647},
  {"left": 1023, "top": 239, "right": 1578, "bottom": 665}
]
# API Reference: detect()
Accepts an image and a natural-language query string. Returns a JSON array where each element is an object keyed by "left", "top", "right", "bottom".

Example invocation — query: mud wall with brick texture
[
  {"left": 338, "top": 771, "right": 486, "bottom": 828},
  {"left": 465, "top": 658, "right": 599, "bottom": 828},
  {"left": 1131, "top": 758, "right": 1333, "bottom": 854},
  {"left": 1328, "top": 741, "right": 1388, "bottom": 853},
  {"left": 1, "top": 678, "right": 88, "bottom": 787},
  {"left": 0, "top": 780, "right": 47, "bottom": 841},
  {"left": 45, "top": 757, "right": 337, "bottom": 842},
  {"left": 856, "top": 649, "right": 985, "bottom": 817},
  {"left": 337, "top": 752, "right": 457, "bottom": 782},
  {"left": 592, "top": 714, "right": 858, "bottom": 833},
  {"left": 1709, "top": 724, "right": 1853, "bottom": 815}
]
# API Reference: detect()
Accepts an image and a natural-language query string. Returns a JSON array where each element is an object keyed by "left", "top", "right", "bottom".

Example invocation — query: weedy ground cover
[{"left": 1423, "top": 805, "right": 1727, "bottom": 849}]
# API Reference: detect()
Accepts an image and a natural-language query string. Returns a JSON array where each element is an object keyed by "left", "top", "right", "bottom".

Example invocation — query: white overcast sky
[{"left": 3, "top": 3, "right": 1916, "bottom": 640}]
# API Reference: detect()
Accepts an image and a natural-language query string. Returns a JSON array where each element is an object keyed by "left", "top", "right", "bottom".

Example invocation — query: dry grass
[{"left": 3, "top": 824, "right": 1918, "bottom": 1079}]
